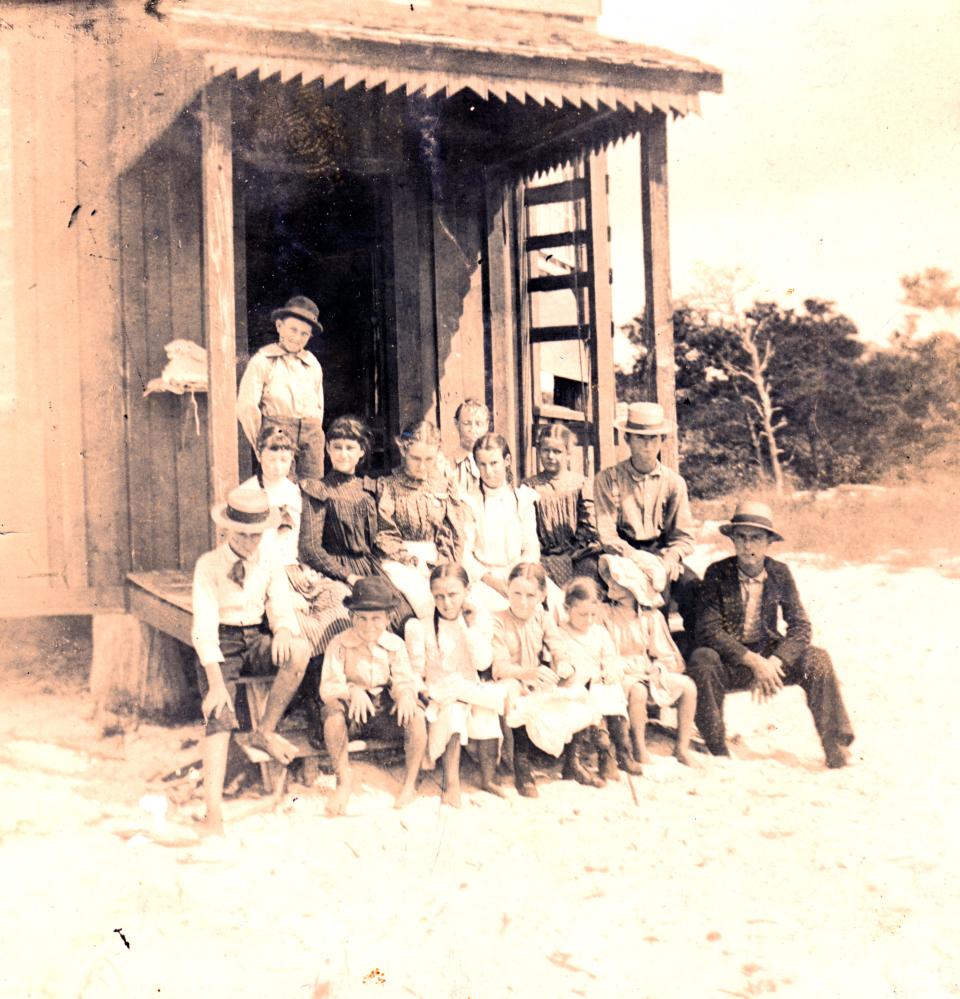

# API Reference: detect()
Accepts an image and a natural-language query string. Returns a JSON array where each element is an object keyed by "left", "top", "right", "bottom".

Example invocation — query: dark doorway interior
[{"left": 241, "top": 166, "right": 393, "bottom": 471}]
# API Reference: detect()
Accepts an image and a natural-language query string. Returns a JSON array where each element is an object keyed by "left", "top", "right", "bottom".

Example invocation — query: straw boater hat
[
  {"left": 343, "top": 576, "right": 399, "bottom": 611},
  {"left": 614, "top": 401, "right": 675, "bottom": 437},
  {"left": 211, "top": 486, "right": 281, "bottom": 533},
  {"left": 719, "top": 499, "right": 784, "bottom": 543},
  {"left": 270, "top": 295, "right": 324, "bottom": 335}
]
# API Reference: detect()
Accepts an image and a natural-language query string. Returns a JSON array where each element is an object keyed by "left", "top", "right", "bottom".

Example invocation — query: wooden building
[{"left": 0, "top": 0, "right": 720, "bottom": 703}]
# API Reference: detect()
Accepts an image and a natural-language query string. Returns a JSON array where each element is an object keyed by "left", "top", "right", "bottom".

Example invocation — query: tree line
[{"left": 617, "top": 268, "right": 960, "bottom": 497}]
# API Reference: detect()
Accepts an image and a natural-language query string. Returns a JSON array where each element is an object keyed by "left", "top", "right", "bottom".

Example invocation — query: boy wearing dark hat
[
  {"left": 320, "top": 577, "right": 427, "bottom": 815},
  {"left": 191, "top": 485, "right": 313, "bottom": 835},
  {"left": 237, "top": 295, "right": 326, "bottom": 479},
  {"left": 687, "top": 500, "right": 855, "bottom": 768}
]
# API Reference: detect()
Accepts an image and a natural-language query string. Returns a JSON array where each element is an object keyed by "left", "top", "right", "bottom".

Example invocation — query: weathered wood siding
[
  {"left": 433, "top": 175, "right": 488, "bottom": 453},
  {"left": 119, "top": 116, "right": 211, "bottom": 574}
]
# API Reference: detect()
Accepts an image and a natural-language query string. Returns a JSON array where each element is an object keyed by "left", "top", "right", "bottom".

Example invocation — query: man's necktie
[{"left": 228, "top": 558, "right": 246, "bottom": 587}]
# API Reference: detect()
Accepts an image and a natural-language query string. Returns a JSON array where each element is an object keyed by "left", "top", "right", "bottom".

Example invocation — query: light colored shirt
[
  {"left": 594, "top": 459, "right": 695, "bottom": 561},
  {"left": 236, "top": 343, "right": 324, "bottom": 448},
  {"left": 603, "top": 601, "right": 683, "bottom": 674},
  {"left": 462, "top": 484, "right": 540, "bottom": 585},
  {"left": 320, "top": 626, "right": 418, "bottom": 705},
  {"left": 239, "top": 474, "right": 302, "bottom": 566},
  {"left": 559, "top": 621, "right": 620, "bottom": 686},
  {"left": 191, "top": 542, "right": 301, "bottom": 666},
  {"left": 491, "top": 605, "right": 572, "bottom": 683},
  {"left": 738, "top": 569, "right": 767, "bottom": 644},
  {"left": 440, "top": 448, "right": 481, "bottom": 497},
  {"left": 404, "top": 613, "right": 493, "bottom": 687}
]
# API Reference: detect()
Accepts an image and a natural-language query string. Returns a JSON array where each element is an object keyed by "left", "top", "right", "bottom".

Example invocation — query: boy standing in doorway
[{"left": 237, "top": 295, "right": 325, "bottom": 480}]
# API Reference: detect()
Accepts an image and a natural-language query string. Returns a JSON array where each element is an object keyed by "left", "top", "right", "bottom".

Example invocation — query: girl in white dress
[
  {"left": 491, "top": 563, "right": 595, "bottom": 798},
  {"left": 404, "top": 563, "right": 508, "bottom": 806},
  {"left": 560, "top": 578, "right": 644, "bottom": 784},
  {"left": 241, "top": 425, "right": 302, "bottom": 569},
  {"left": 463, "top": 433, "right": 561, "bottom": 613}
]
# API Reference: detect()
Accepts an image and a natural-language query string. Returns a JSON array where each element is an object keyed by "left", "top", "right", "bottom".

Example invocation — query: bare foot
[
  {"left": 250, "top": 729, "right": 299, "bottom": 766},
  {"left": 326, "top": 775, "right": 352, "bottom": 817},
  {"left": 441, "top": 784, "right": 462, "bottom": 808},
  {"left": 637, "top": 751, "right": 654, "bottom": 766},
  {"left": 394, "top": 785, "right": 418, "bottom": 809},
  {"left": 480, "top": 780, "right": 507, "bottom": 799},
  {"left": 199, "top": 814, "right": 225, "bottom": 838},
  {"left": 675, "top": 747, "right": 703, "bottom": 768}
]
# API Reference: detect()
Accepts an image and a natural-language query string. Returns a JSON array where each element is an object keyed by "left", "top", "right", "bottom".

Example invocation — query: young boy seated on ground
[
  {"left": 191, "top": 486, "right": 312, "bottom": 835},
  {"left": 320, "top": 577, "right": 427, "bottom": 815}
]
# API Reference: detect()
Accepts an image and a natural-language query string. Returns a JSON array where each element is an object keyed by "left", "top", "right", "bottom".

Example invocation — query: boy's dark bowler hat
[
  {"left": 271, "top": 296, "right": 324, "bottom": 335},
  {"left": 343, "top": 577, "right": 399, "bottom": 611}
]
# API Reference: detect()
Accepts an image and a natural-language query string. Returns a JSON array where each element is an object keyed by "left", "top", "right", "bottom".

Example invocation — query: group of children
[{"left": 191, "top": 295, "right": 715, "bottom": 835}]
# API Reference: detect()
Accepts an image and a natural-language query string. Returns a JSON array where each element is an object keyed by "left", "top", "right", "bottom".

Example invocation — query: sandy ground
[{"left": 3, "top": 551, "right": 959, "bottom": 998}]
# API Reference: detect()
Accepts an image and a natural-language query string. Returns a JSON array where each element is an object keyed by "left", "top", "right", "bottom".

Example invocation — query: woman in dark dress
[
  {"left": 297, "top": 416, "right": 413, "bottom": 643},
  {"left": 522, "top": 423, "right": 604, "bottom": 586}
]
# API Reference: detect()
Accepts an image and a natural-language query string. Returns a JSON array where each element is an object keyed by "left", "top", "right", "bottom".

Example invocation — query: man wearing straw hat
[
  {"left": 594, "top": 401, "right": 700, "bottom": 639},
  {"left": 687, "top": 500, "right": 855, "bottom": 768},
  {"left": 192, "top": 485, "right": 313, "bottom": 834}
]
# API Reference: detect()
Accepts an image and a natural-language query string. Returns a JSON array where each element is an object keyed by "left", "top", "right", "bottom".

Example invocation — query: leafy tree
[{"left": 616, "top": 268, "right": 960, "bottom": 496}]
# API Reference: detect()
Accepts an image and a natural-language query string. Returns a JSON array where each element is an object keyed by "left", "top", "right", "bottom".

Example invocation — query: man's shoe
[{"left": 824, "top": 744, "right": 850, "bottom": 769}]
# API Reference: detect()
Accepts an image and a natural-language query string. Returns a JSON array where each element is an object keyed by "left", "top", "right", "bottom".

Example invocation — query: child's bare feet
[
  {"left": 250, "top": 730, "right": 299, "bottom": 766},
  {"left": 394, "top": 785, "right": 417, "bottom": 809},
  {"left": 326, "top": 774, "right": 352, "bottom": 816},
  {"left": 441, "top": 784, "right": 462, "bottom": 808},
  {"left": 675, "top": 746, "right": 703, "bottom": 768},
  {"left": 480, "top": 780, "right": 506, "bottom": 799},
  {"left": 197, "top": 816, "right": 224, "bottom": 839}
]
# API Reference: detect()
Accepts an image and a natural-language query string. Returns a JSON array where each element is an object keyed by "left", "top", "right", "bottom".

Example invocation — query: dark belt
[{"left": 218, "top": 622, "right": 265, "bottom": 637}]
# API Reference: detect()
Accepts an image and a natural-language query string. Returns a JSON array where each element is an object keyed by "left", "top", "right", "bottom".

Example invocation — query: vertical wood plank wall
[
  {"left": 33, "top": 26, "right": 88, "bottom": 591},
  {"left": 432, "top": 175, "right": 487, "bottom": 453},
  {"left": 483, "top": 175, "right": 520, "bottom": 466},
  {"left": 389, "top": 171, "right": 435, "bottom": 433},
  {"left": 119, "top": 118, "right": 211, "bottom": 574},
  {"left": 74, "top": 21, "right": 131, "bottom": 594}
]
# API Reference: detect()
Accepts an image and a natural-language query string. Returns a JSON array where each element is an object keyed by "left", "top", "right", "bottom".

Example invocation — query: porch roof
[{"left": 163, "top": 0, "right": 722, "bottom": 117}]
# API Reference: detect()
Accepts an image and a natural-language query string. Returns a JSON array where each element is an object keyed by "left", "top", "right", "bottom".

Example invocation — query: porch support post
[
  {"left": 483, "top": 171, "right": 519, "bottom": 470},
  {"left": 640, "top": 111, "right": 679, "bottom": 470},
  {"left": 586, "top": 149, "right": 616, "bottom": 473},
  {"left": 200, "top": 75, "right": 239, "bottom": 509}
]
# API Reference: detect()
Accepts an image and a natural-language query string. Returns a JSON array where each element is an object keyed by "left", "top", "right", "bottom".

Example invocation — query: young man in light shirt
[{"left": 191, "top": 486, "right": 312, "bottom": 834}]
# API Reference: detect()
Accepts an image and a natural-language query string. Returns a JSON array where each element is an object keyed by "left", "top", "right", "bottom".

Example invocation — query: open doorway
[{"left": 240, "top": 165, "right": 394, "bottom": 472}]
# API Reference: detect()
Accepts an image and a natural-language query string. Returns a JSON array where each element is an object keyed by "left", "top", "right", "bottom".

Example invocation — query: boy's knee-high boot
[
  {"left": 477, "top": 739, "right": 506, "bottom": 798},
  {"left": 564, "top": 729, "right": 605, "bottom": 788},
  {"left": 497, "top": 718, "right": 515, "bottom": 777},
  {"left": 597, "top": 723, "right": 620, "bottom": 782},
  {"left": 512, "top": 727, "right": 539, "bottom": 798},
  {"left": 608, "top": 716, "right": 643, "bottom": 775}
]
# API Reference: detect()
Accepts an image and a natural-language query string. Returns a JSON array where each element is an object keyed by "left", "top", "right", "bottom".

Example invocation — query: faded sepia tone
[{"left": 0, "top": 2, "right": 957, "bottom": 997}]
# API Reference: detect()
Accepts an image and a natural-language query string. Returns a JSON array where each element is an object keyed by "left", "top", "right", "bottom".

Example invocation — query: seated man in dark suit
[{"left": 687, "top": 500, "right": 854, "bottom": 768}]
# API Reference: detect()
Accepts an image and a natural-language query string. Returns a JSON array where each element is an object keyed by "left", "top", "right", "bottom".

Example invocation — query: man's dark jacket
[{"left": 694, "top": 556, "right": 812, "bottom": 668}]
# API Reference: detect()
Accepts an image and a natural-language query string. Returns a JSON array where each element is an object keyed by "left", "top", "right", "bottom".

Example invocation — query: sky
[{"left": 597, "top": 0, "right": 960, "bottom": 350}]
